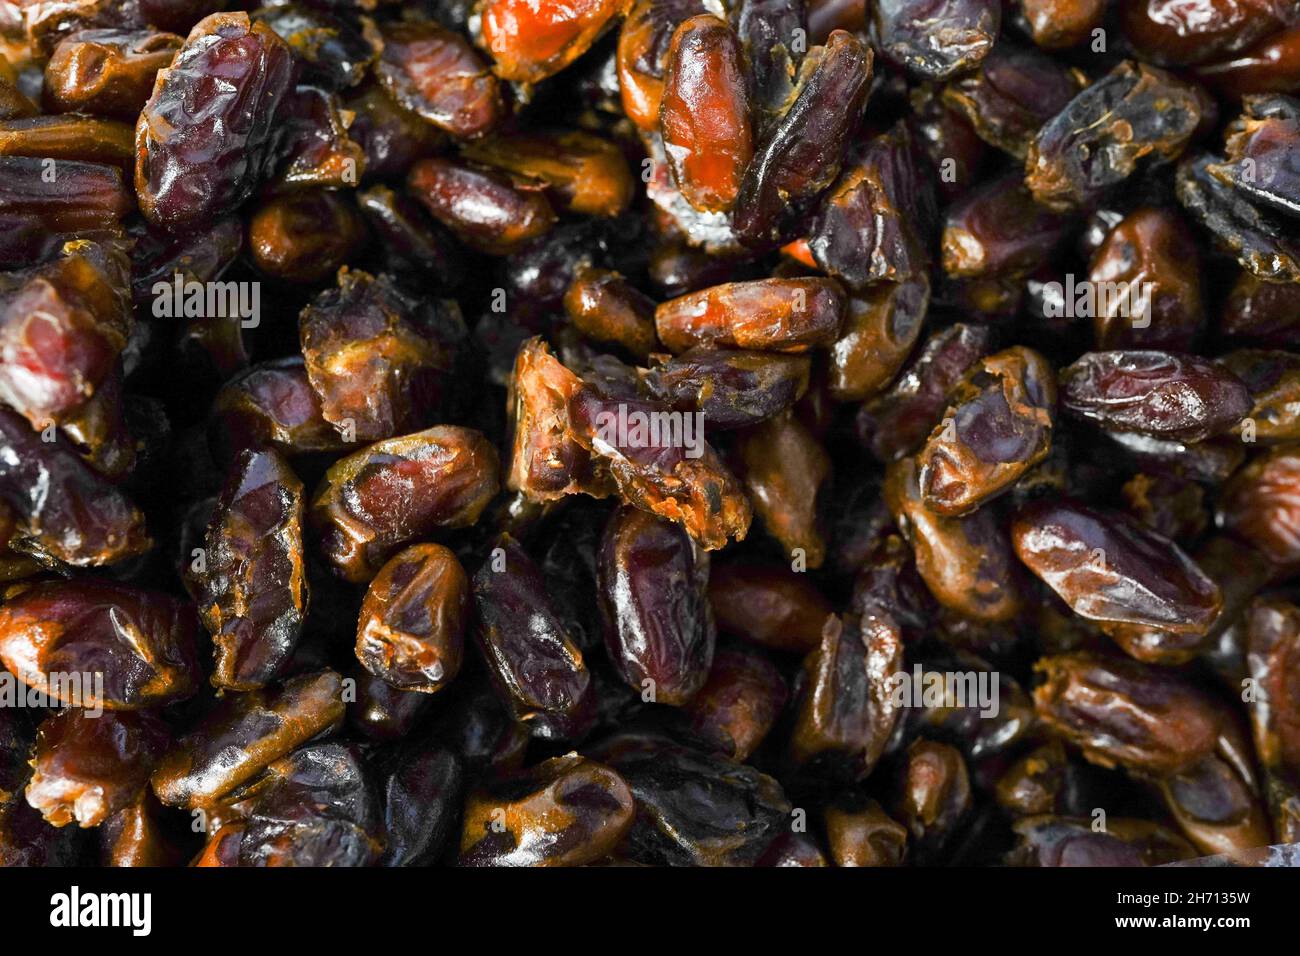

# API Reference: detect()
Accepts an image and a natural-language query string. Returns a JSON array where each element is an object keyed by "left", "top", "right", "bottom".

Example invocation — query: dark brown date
[
  {"left": 375, "top": 19, "right": 501, "bottom": 140},
  {"left": 872, "top": 0, "right": 999, "bottom": 80},
  {"left": 708, "top": 561, "right": 834, "bottom": 653},
  {"left": 644, "top": 347, "right": 810, "bottom": 428},
  {"left": 248, "top": 190, "right": 366, "bottom": 284},
  {"left": 684, "top": 647, "right": 787, "bottom": 761},
  {"left": 655, "top": 277, "right": 845, "bottom": 354},
  {"left": 736, "top": 410, "right": 831, "bottom": 566},
  {"left": 1217, "top": 445, "right": 1300, "bottom": 565},
  {"left": 407, "top": 157, "right": 556, "bottom": 255},
  {"left": 44, "top": 29, "right": 182, "bottom": 119},
  {"left": 460, "top": 130, "right": 634, "bottom": 218}
]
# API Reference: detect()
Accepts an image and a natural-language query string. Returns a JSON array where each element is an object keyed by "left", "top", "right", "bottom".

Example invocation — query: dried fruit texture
[
  {"left": 460, "top": 754, "right": 634, "bottom": 865},
  {"left": 942, "top": 41, "right": 1081, "bottom": 159},
  {"left": 1016, "top": 0, "right": 1105, "bottom": 50},
  {"left": 791, "top": 613, "right": 904, "bottom": 781},
  {"left": 810, "top": 122, "right": 935, "bottom": 292},
  {"left": 356, "top": 543, "right": 467, "bottom": 693},
  {"left": 213, "top": 357, "right": 348, "bottom": 458},
  {"left": 407, "top": 157, "right": 556, "bottom": 255},
  {"left": 685, "top": 647, "right": 787, "bottom": 761},
  {"left": 655, "top": 277, "right": 845, "bottom": 353},
  {"left": 343, "top": 81, "right": 444, "bottom": 180},
  {"left": 736, "top": 410, "right": 830, "bottom": 566},
  {"left": 1217, "top": 445, "right": 1300, "bottom": 565},
  {"left": 568, "top": 386, "right": 751, "bottom": 550},
  {"left": 857, "top": 323, "right": 995, "bottom": 461},
  {"left": 1087, "top": 206, "right": 1205, "bottom": 350},
  {"left": 248, "top": 190, "right": 366, "bottom": 284},
  {"left": 917, "top": 347, "right": 1056, "bottom": 516},
  {"left": 617, "top": 0, "right": 707, "bottom": 130},
  {"left": 135, "top": 13, "right": 295, "bottom": 228},
  {"left": 597, "top": 505, "right": 715, "bottom": 705},
  {"left": 43, "top": 29, "right": 182, "bottom": 119},
  {"left": 1195, "top": 24, "right": 1300, "bottom": 98},
  {"left": 1222, "top": 349, "right": 1300, "bottom": 442},
  {"left": 0, "top": 157, "right": 134, "bottom": 266},
  {"left": 825, "top": 798, "right": 908, "bottom": 867},
  {"left": 708, "top": 561, "right": 833, "bottom": 653},
  {"left": 472, "top": 534, "right": 596, "bottom": 740},
  {"left": 23, "top": 0, "right": 148, "bottom": 57},
  {"left": 590, "top": 732, "right": 791, "bottom": 865},
  {"left": 1060, "top": 351, "right": 1252, "bottom": 442},
  {"left": 0, "top": 114, "right": 135, "bottom": 170},
  {"left": 1121, "top": 0, "right": 1292, "bottom": 67},
  {"left": 1209, "top": 94, "right": 1300, "bottom": 219},
  {"left": 1157, "top": 748, "right": 1271, "bottom": 856},
  {"left": 461, "top": 130, "right": 634, "bottom": 217},
  {"left": 0, "top": 579, "right": 199, "bottom": 710},
  {"left": 195, "top": 449, "right": 308, "bottom": 691},
  {"left": 644, "top": 347, "right": 810, "bottom": 428},
  {"left": 1032, "top": 651, "right": 1229, "bottom": 775},
  {"left": 379, "top": 745, "right": 462, "bottom": 866},
  {"left": 564, "top": 267, "right": 658, "bottom": 359},
  {"left": 1223, "top": 271, "right": 1300, "bottom": 346},
  {"left": 475, "top": 0, "right": 629, "bottom": 84},
  {"left": 0, "top": 239, "right": 131, "bottom": 431},
  {"left": 267, "top": 84, "right": 367, "bottom": 191},
  {"left": 1013, "top": 499, "right": 1223, "bottom": 638},
  {"left": 312, "top": 425, "right": 500, "bottom": 582},
  {"left": 1026, "top": 61, "right": 1203, "bottom": 212},
  {"left": 299, "top": 269, "right": 461, "bottom": 442},
  {"left": 658, "top": 15, "right": 752, "bottom": 213},
  {"left": 1245, "top": 598, "right": 1300, "bottom": 784},
  {"left": 732, "top": 0, "right": 804, "bottom": 125},
  {"left": 941, "top": 170, "right": 1069, "bottom": 278},
  {"left": 732, "top": 30, "right": 873, "bottom": 247},
  {"left": 872, "top": 0, "right": 999, "bottom": 80},
  {"left": 0, "top": 408, "right": 150, "bottom": 566},
  {"left": 884, "top": 456, "right": 1024, "bottom": 622},
  {"left": 1177, "top": 152, "right": 1300, "bottom": 283},
  {"left": 239, "top": 743, "right": 385, "bottom": 867},
  {"left": 506, "top": 338, "right": 613, "bottom": 502},
  {"left": 150, "top": 669, "right": 346, "bottom": 809},
  {"left": 26, "top": 710, "right": 168, "bottom": 828},
  {"left": 253, "top": 5, "right": 374, "bottom": 90},
  {"left": 375, "top": 19, "right": 501, "bottom": 140},
  {"left": 1008, "top": 816, "right": 1195, "bottom": 866}
]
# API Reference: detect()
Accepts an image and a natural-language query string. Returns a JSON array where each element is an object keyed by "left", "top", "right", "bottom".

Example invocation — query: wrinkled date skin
[
  {"left": 617, "top": 0, "right": 708, "bottom": 131},
  {"left": 461, "top": 130, "right": 634, "bottom": 218},
  {"left": 655, "top": 277, "right": 845, "bottom": 353},
  {"left": 659, "top": 15, "right": 753, "bottom": 213},
  {"left": 299, "top": 268, "right": 460, "bottom": 442},
  {"left": 732, "top": 30, "right": 873, "bottom": 247},
  {"left": 884, "top": 456, "right": 1024, "bottom": 623},
  {"left": 44, "top": 29, "right": 183, "bottom": 120},
  {"left": 248, "top": 190, "right": 366, "bottom": 284},
  {"left": 1026, "top": 61, "right": 1202, "bottom": 211},
  {"left": 473, "top": 534, "right": 596, "bottom": 740},
  {"left": 195, "top": 448, "right": 308, "bottom": 691},
  {"left": 564, "top": 267, "right": 658, "bottom": 359},
  {"left": 459, "top": 754, "right": 635, "bottom": 866},
  {"left": 597, "top": 505, "right": 715, "bottom": 705},
  {"left": 1013, "top": 499, "right": 1223, "bottom": 639},
  {"left": 407, "top": 157, "right": 556, "bottom": 255},
  {"left": 135, "top": 13, "right": 295, "bottom": 228},
  {"left": 736, "top": 410, "right": 831, "bottom": 566},
  {"left": 26, "top": 710, "right": 169, "bottom": 828},
  {"left": 375, "top": 19, "right": 501, "bottom": 140},
  {"left": 1060, "top": 351, "right": 1252, "bottom": 443},
  {"left": 0, "top": 579, "right": 199, "bottom": 711},
  {"left": 238, "top": 743, "right": 385, "bottom": 867},
  {"left": 1217, "top": 445, "right": 1300, "bottom": 565},
  {"left": 151, "top": 669, "right": 346, "bottom": 809},
  {"left": 941, "top": 170, "right": 1069, "bottom": 278},
  {"left": 1209, "top": 94, "right": 1300, "bottom": 219},
  {"left": 708, "top": 561, "right": 834, "bottom": 653},
  {"left": 917, "top": 347, "right": 1057, "bottom": 516},
  {"left": 213, "top": 357, "right": 349, "bottom": 458},
  {"left": 312, "top": 425, "right": 500, "bottom": 582},
  {"left": 1032, "top": 651, "right": 1229, "bottom": 776},
  {"left": 790, "top": 613, "right": 904, "bottom": 782},
  {"left": 873, "top": 0, "right": 999, "bottom": 81},
  {"left": 825, "top": 798, "right": 908, "bottom": 867},
  {"left": 644, "top": 347, "right": 810, "bottom": 429},
  {"left": 685, "top": 647, "right": 787, "bottom": 761},
  {"left": 356, "top": 543, "right": 468, "bottom": 693}
]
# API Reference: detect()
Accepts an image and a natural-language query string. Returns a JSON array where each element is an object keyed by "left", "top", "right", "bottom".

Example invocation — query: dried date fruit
[
  {"left": 917, "top": 347, "right": 1056, "bottom": 516},
  {"left": 26, "top": 710, "right": 169, "bottom": 828},
  {"left": 254, "top": 5, "right": 374, "bottom": 90},
  {"left": 893, "top": 740, "right": 971, "bottom": 858},
  {"left": 266, "top": 84, "right": 367, "bottom": 190},
  {"left": 708, "top": 561, "right": 833, "bottom": 654},
  {"left": 643, "top": 347, "right": 810, "bottom": 428},
  {"left": 655, "top": 277, "right": 845, "bottom": 353},
  {"left": 597, "top": 505, "right": 715, "bottom": 705},
  {"left": 474, "top": 0, "right": 628, "bottom": 84},
  {"left": 1026, "top": 61, "right": 1202, "bottom": 212},
  {"left": 459, "top": 754, "right": 634, "bottom": 866},
  {"left": 135, "top": 12, "right": 295, "bottom": 228},
  {"left": 1221, "top": 348, "right": 1300, "bottom": 442},
  {"left": 1221, "top": 270, "right": 1300, "bottom": 345},
  {"left": 194, "top": 448, "right": 308, "bottom": 691},
  {"left": 407, "top": 157, "right": 556, "bottom": 255},
  {"left": 1195, "top": 24, "right": 1300, "bottom": 98},
  {"left": 356, "top": 543, "right": 467, "bottom": 693},
  {"left": 941, "top": 170, "right": 1070, "bottom": 278},
  {"left": 379, "top": 745, "right": 462, "bottom": 866},
  {"left": 247, "top": 190, "right": 366, "bottom": 284},
  {"left": 299, "top": 268, "right": 462, "bottom": 442},
  {"left": 1122, "top": 0, "right": 1291, "bottom": 67},
  {"left": 1208, "top": 93, "right": 1300, "bottom": 219},
  {"left": 375, "top": 19, "right": 500, "bottom": 139},
  {"left": 824, "top": 797, "right": 908, "bottom": 867},
  {"left": 1008, "top": 815, "right": 1195, "bottom": 866},
  {"left": 872, "top": 0, "right": 999, "bottom": 80},
  {"left": 1216, "top": 445, "right": 1300, "bottom": 564},
  {"left": 736, "top": 410, "right": 831, "bottom": 566},
  {"left": 312, "top": 425, "right": 500, "bottom": 582},
  {"left": 342, "top": 81, "right": 444, "bottom": 180},
  {"left": 658, "top": 15, "right": 752, "bottom": 213},
  {"left": 0, "top": 157, "right": 133, "bottom": 266},
  {"left": 472, "top": 533, "right": 596, "bottom": 740},
  {"left": 212, "top": 357, "right": 349, "bottom": 458},
  {"left": 684, "top": 647, "right": 786, "bottom": 761},
  {"left": 43, "top": 28, "right": 182, "bottom": 119},
  {"left": 461, "top": 130, "right": 634, "bottom": 217},
  {"left": 0, "top": 579, "right": 199, "bottom": 710},
  {"left": 564, "top": 267, "right": 658, "bottom": 359},
  {"left": 1060, "top": 351, "right": 1252, "bottom": 442},
  {"left": 151, "top": 669, "right": 346, "bottom": 809},
  {"left": 617, "top": 0, "right": 707, "bottom": 131}
]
